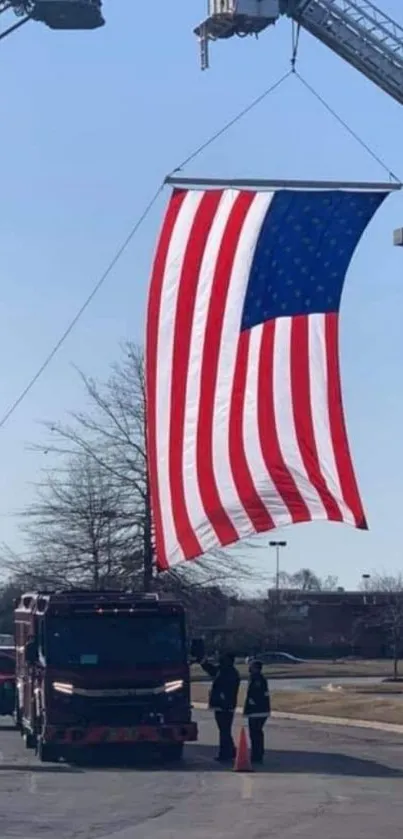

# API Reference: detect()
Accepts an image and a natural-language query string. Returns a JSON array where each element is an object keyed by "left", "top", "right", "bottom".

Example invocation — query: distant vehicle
[
  {"left": 246, "top": 652, "right": 305, "bottom": 665},
  {"left": 0, "top": 634, "right": 14, "bottom": 647},
  {"left": 0, "top": 652, "right": 15, "bottom": 717}
]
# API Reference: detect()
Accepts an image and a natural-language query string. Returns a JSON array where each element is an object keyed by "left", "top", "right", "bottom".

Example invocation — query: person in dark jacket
[
  {"left": 243, "top": 660, "right": 270, "bottom": 764},
  {"left": 200, "top": 652, "right": 240, "bottom": 762}
]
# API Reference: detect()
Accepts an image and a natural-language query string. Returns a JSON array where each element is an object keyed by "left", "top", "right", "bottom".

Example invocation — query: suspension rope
[
  {"left": 0, "top": 70, "right": 293, "bottom": 430},
  {"left": 294, "top": 71, "right": 400, "bottom": 183}
]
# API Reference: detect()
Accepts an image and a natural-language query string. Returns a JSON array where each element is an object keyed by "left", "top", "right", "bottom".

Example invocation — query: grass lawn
[
  {"left": 191, "top": 682, "right": 403, "bottom": 726},
  {"left": 191, "top": 659, "right": 398, "bottom": 682}
]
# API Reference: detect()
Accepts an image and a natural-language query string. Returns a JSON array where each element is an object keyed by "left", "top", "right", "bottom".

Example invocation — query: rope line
[
  {"left": 294, "top": 71, "right": 401, "bottom": 183},
  {"left": 169, "top": 70, "right": 293, "bottom": 175},
  {"left": 0, "top": 185, "right": 164, "bottom": 430},
  {"left": 0, "top": 70, "right": 293, "bottom": 430}
]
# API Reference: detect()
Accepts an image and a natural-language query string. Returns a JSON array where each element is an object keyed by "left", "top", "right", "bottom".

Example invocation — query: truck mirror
[
  {"left": 190, "top": 638, "right": 205, "bottom": 662},
  {"left": 25, "top": 640, "right": 38, "bottom": 666}
]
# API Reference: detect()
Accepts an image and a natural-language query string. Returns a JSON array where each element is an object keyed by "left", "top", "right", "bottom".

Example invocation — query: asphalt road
[{"left": 1, "top": 711, "right": 403, "bottom": 839}]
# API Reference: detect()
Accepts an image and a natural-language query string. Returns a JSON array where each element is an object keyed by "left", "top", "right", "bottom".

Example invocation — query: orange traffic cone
[{"left": 234, "top": 725, "right": 252, "bottom": 772}]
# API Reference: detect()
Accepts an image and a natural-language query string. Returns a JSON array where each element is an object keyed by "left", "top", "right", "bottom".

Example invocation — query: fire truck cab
[{"left": 14, "top": 590, "right": 197, "bottom": 763}]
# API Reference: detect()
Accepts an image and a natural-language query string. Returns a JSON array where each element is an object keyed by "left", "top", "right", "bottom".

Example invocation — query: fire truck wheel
[
  {"left": 162, "top": 743, "right": 184, "bottom": 762},
  {"left": 36, "top": 737, "right": 58, "bottom": 763}
]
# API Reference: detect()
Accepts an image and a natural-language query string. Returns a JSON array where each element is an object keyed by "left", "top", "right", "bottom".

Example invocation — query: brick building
[{"left": 267, "top": 589, "right": 403, "bottom": 658}]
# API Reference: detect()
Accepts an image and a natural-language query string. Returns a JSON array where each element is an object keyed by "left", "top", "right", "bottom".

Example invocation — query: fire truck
[{"left": 14, "top": 590, "right": 198, "bottom": 763}]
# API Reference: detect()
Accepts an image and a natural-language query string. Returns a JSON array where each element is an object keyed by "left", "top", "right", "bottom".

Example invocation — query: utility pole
[{"left": 269, "top": 540, "right": 287, "bottom": 649}]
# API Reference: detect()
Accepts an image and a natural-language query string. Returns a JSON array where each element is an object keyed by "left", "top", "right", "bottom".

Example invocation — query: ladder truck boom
[
  {"left": 195, "top": 1, "right": 403, "bottom": 106},
  {"left": 288, "top": 0, "right": 403, "bottom": 106}
]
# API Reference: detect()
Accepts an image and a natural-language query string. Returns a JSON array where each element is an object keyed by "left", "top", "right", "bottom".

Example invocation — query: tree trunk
[
  {"left": 393, "top": 648, "right": 399, "bottom": 680},
  {"left": 143, "top": 481, "right": 154, "bottom": 593}
]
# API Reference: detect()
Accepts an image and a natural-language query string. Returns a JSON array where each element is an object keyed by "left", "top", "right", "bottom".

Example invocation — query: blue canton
[{"left": 241, "top": 189, "right": 386, "bottom": 332}]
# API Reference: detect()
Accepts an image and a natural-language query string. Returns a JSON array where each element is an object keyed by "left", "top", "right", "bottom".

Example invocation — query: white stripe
[
  {"left": 273, "top": 317, "right": 326, "bottom": 519},
  {"left": 155, "top": 190, "right": 204, "bottom": 565},
  {"left": 179, "top": 190, "right": 240, "bottom": 562},
  {"left": 211, "top": 192, "right": 276, "bottom": 537},
  {"left": 243, "top": 324, "right": 293, "bottom": 528},
  {"left": 308, "top": 315, "right": 355, "bottom": 525}
]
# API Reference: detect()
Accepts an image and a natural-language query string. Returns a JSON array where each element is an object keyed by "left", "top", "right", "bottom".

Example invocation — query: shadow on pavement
[
  {"left": 0, "top": 764, "right": 82, "bottom": 773},
  {"left": 192, "top": 745, "right": 403, "bottom": 778}
]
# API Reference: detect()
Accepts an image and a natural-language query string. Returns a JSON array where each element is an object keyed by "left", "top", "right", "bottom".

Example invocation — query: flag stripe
[
  {"left": 258, "top": 320, "right": 310, "bottom": 523},
  {"left": 146, "top": 188, "right": 187, "bottom": 570},
  {"left": 273, "top": 317, "right": 326, "bottom": 520},
  {"left": 244, "top": 325, "right": 294, "bottom": 527},
  {"left": 229, "top": 330, "right": 275, "bottom": 532},
  {"left": 325, "top": 313, "right": 367, "bottom": 528},
  {"left": 211, "top": 191, "right": 275, "bottom": 540},
  {"left": 155, "top": 189, "right": 205, "bottom": 566},
  {"left": 290, "top": 315, "right": 344, "bottom": 522},
  {"left": 181, "top": 190, "right": 241, "bottom": 560},
  {"left": 308, "top": 314, "right": 356, "bottom": 526},
  {"left": 169, "top": 190, "right": 223, "bottom": 560},
  {"left": 196, "top": 192, "right": 255, "bottom": 545}
]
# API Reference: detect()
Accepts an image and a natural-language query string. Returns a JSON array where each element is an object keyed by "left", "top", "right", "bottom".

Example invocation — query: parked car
[
  {"left": 0, "top": 652, "right": 15, "bottom": 716},
  {"left": 245, "top": 651, "right": 305, "bottom": 664}
]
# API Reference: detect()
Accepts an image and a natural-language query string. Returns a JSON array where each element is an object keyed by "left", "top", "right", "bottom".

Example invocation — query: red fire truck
[{"left": 14, "top": 590, "right": 197, "bottom": 763}]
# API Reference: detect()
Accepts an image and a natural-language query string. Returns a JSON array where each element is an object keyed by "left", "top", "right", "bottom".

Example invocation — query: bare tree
[
  {"left": 6, "top": 455, "right": 139, "bottom": 590},
  {"left": 277, "top": 568, "right": 339, "bottom": 591},
  {"left": 364, "top": 574, "right": 403, "bottom": 679},
  {"left": 22, "top": 342, "right": 255, "bottom": 596}
]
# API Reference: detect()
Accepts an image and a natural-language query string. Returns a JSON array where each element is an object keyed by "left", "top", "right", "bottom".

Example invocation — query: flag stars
[{"left": 240, "top": 188, "right": 385, "bottom": 331}]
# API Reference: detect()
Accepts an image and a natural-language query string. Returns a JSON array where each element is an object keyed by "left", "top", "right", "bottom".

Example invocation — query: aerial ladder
[
  {"left": 194, "top": 1, "right": 403, "bottom": 107},
  {"left": 0, "top": 0, "right": 104, "bottom": 40}
]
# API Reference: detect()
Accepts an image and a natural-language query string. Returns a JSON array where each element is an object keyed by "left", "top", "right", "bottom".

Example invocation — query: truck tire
[
  {"left": 162, "top": 743, "right": 184, "bottom": 762},
  {"left": 36, "top": 737, "right": 58, "bottom": 763}
]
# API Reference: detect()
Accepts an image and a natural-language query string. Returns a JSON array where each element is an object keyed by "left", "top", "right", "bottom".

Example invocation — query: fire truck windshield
[{"left": 45, "top": 613, "right": 185, "bottom": 668}]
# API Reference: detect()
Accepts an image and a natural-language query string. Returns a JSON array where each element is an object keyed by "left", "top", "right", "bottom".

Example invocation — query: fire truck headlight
[{"left": 164, "top": 680, "right": 184, "bottom": 694}]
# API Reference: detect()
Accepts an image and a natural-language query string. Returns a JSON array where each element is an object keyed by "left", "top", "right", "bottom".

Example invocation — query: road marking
[
  {"left": 241, "top": 774, "right": 253, "bottom": 800},
  {"left": 28, "top": 773, "right": 37, "bottom": 794}
]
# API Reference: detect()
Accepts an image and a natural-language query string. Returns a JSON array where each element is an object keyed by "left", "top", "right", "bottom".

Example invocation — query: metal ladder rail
[
  {"left": 290, "top": 0, "right": 403, "bottom": 104},
  {"left": 289, "top": 0, "right": 403, "bottom": 58}
]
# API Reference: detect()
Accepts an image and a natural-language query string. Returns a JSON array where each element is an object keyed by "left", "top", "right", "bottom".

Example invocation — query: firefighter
[
  {"left": 243, "top": 659, "right": 270, "bottom": 764},
  {"left": 200, "top": 651, "right": 240, "bottom": 762}
]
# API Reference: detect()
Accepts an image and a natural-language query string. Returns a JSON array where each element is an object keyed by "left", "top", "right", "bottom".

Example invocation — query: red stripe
[
  {"left": 325, "top": 313, "right": 367, "bottom": 529},
  {"left": 258, "top": 320, "right": 310, "bottom": 523},
  {"left": 197, "top": 191, "right": 255, "bottom": 546},
  {"left": 290, "top": 315, "right": 343, "bottom": 522},
  {"left": 229, "top": 330, "right": 275, "bottom": 532},
  {"left": 169, "top": 190, "right": 223, "bottom": 560},
  {"left": 146, "top": 189, "right": 187, "bottom": 571}
]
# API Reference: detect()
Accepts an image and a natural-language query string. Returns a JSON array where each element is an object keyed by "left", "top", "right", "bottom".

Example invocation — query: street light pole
[{"left": 269, "top": 540, "right": 287, "bottom": 649}]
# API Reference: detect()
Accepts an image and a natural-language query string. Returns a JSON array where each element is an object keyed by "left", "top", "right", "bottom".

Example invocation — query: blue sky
[{"left": 0, "top": 0, "right": 402, "bottom": 590}]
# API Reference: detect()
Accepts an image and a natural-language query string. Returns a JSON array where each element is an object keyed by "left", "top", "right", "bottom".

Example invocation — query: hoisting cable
[
  {"left": 294, "top": 71, "right": 400, "bottom": 184},
  {"left": 0, "top": 69, "right": 293, "bottom": 430},
  {"left": 0, "top": 13, "right": 31, "bottom": 42},
  {"left": 169, "top": 69, "right": 293, "bottom": 174},
  {"left": 0, "top": 185, "right": 164, "bottom": 430},
  {"left": 290, "top": 20, "right": 301, "bottom": 73}
]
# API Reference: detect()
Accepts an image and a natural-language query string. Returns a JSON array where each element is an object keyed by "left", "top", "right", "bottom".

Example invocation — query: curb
[{"left": 192, "top": 702, "right": 403, "bottom": 735}]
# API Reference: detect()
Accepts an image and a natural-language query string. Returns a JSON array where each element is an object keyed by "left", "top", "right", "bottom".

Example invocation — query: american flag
[{"left": 146, "top": 186, "right": 386, "bottom": 571}]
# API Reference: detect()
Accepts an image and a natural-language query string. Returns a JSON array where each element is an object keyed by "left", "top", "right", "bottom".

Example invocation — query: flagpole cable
[
  {"left": 288, "top": 24, "right": 400, "bottom": 183},
  {"left": 0, "top": 185, "right": 165, "bottom": 431},
  {"left": 294, "top": 72, "right": 400, "bottom": 183},
  {"left": 169, "top": 70, "right": 293, "bottom": 175},
  {"left": 0, "top": 70, "right": 294, "bottom": 430}
]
